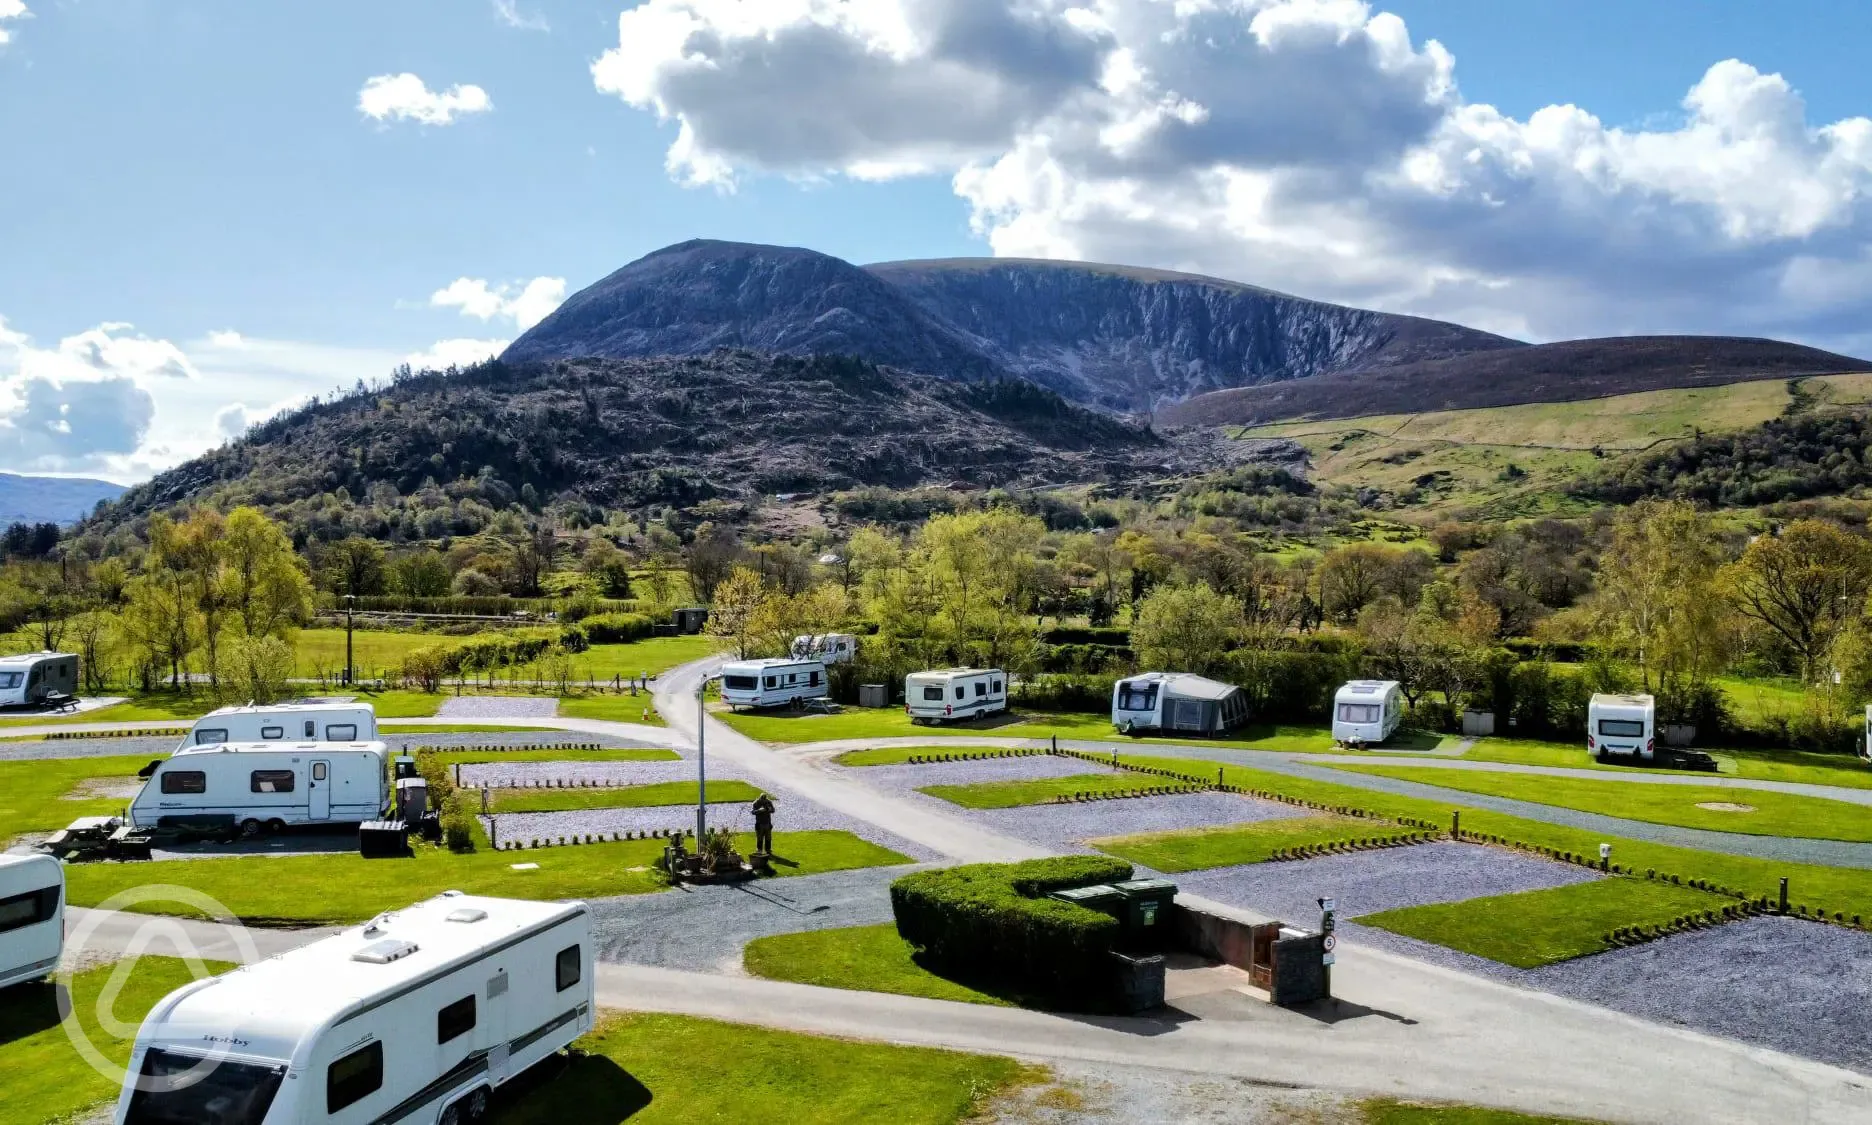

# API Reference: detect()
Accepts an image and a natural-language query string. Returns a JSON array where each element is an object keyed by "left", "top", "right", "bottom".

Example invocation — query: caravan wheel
[
  {"left": 465, "top": 1087, "right": 490, "bottom": 1122},
  {"left": 265, "top": 818, "right": 286, "bottom": 835},
  {"left": 238, "top": 819, "right": 262, "bottom": 840}
]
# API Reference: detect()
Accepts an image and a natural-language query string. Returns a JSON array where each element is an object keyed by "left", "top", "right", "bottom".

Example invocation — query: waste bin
[
  {"left": 1048, "top": 884, "right": 1126, "bottom": 919},
  {"left": 1110, "top": 878, "right": 1179, "bottom": 950},
  {"left": 858, "top": 684, "right": 889, "bottom": 708}
]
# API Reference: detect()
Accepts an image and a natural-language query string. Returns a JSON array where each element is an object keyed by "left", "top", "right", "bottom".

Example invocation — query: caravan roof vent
[
  {"left": 446, "top": 908, "right": 488, "bottom": 924},
  {"left": 352, "top": 939, "right": 420, "bottom": 964}
]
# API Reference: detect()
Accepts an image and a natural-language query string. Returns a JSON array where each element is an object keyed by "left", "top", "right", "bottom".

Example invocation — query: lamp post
[
  {"left": 695, "top": 674, "right": 716, "bottom": 845},
  {"left": 344, "top": 594, "right": 357, "bottom": 687}
]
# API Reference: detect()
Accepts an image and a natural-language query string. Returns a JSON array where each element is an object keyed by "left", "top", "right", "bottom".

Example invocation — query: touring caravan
[
  {"left": 112, "top": 892, "right": 594, "bottom": 1125},
  {"left": 905, "top": 668, "right": 1007, "bottom": 724},
  {"left": 179, "top": 702, "right": 378, "bottom": 751},
  {"left": 1111, "top": 672, "right": 1250, "bottom": 736},
  {"left": 790, "top": 633, "right": 858, "bottom": 665},
  {"left": 0, "top": 651, "right": 78, "bottom": 708},
  {"left": 0, "top": 853, "right": 63, "bottom": 992},
  {"left": 1588, "top": 693, "right": 1656, "bottom": 761},
  {"left": 718, "top": 657, "right": 828, "bottom": 710},
  {"left": 130, "top": 741, "right": 390, "bottom": 837},
  {"left": 1332, "top": 680, "right": 1405, "bottom": 747}
]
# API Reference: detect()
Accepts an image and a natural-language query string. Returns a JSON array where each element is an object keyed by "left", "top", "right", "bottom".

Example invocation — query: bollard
[
  {"left": 1779, "top": 877, "right": 1790, "bottom": 914},
  {"left": 1451, "top": 810, "right": 1461, "bottom": 838}
]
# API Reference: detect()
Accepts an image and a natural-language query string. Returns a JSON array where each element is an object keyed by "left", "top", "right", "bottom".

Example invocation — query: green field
[
  {"left": 918, "top": 772, "right": 1147, "bottom": 809},
  {"left": 557, "top": 693, "right": 665, "bottom": 725},
  {"left": 0, "top": 692, "right": 216, "bottom": 727},
  {"left": 1358, "top": 877, "right": 1729, "bottom": 967},
  {"left": 743, "top": 924, "right": 1014, "bottom": 1007},
  {"left": 488, "top": 779, "right": 762, "bottom": 813},
  {"left": 1090, "top": 814, "right": 1409, "bottom": 872},
  {"left": 492, "top": 1012, "right": 1031, "bottom": 1125},
  {"left": 1329, "top": 763, "right": 1872, "bottom": 841},
  {"left": 0, "top": 753, "right": 151, "bottom": 842},
  {"left": 574, "top": 634, "right": 720, "bottom": 680}
]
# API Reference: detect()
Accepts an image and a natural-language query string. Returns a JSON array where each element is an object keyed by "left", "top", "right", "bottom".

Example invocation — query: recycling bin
[
  {"left": 1048, "top": 884, "right": 1126, "bottom": 919},
  {"left": 1110, "top": 878, "right": 1179, "bottom": 949}
]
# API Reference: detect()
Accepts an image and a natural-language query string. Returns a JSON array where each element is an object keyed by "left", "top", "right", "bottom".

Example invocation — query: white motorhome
[
  {"left": 1110, "top": 672, "right": 1250, "bottom": 736},
  {"left": 179, "top": 702, "right": 378, "bottom": 751},
  {"left": 112, "top": 892, "right": 594, "bottom": 1125},
  {"left": 718, "top": 657, "right": 828, "bottom": 710},
  {"left": 131, "top": 742, "right": 390, "bottom": 837},
  {"left": 790, "top": 633, "right": 858, "bottom": 665},
  {"left": 0, "top": 853, "right": 63, "bottom": 991},
  {"left": 905, "top": 668, "right": 1007, "bottom": 724},
  {"left": 1332, "top": 680, "right": 1404, "bottom": 747},
  {"left": 1588, "top": 693, "right": 1656, "bottom": 761},
  {"left": 0, "top": 651, "right": 78, "bottom": 708}
]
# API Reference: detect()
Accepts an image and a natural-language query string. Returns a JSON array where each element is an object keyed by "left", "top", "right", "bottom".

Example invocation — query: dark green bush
[{"left": 580, "top": 612, "right": 656, "bottom": 644}]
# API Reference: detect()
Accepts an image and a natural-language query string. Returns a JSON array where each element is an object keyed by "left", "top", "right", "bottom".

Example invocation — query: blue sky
[{"left": 2, "top": 1, "right": 1870, "bottom": 480}]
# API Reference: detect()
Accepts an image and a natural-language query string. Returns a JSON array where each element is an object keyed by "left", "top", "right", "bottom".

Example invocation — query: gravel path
[
  {"left": 589, "top": 866, "right": 912, "bottom": 972},
  {"left": 842, "top": 754, "right": 1125, "bottom": 800},
  {"left": 436, "top": 695, "right": 560, "bottom": 718},
  {"left": 957, "top": 792, "right": 1301, "bottom": 857},
  {"left": 460, "top": 759, "right": 703, "bottom": 788},
  {"left": 0, "top": 735, "right": 179, "bottom": 762}
]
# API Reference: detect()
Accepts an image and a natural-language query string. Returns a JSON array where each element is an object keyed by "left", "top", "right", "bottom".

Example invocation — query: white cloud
[
  {"left": 0, "top": 0, "right": 29, "bottom": 47},
  {"left": 596, "top": 0, "right": 1872, "bottom": 350},
  {"left": 492, "top": 0, "right": 549, "bottom": 31},
  {"left": 358, "top": 73, "right": 493, "bottom": 126},
  {"left": 404, "top": 338, "right": 510, "bottom": 370},
  {"left": 206, "top": 329, "right": 245, "bottom": 349},
  {"left": 430, "top": 276, "right": 565, "bottom": 331}
]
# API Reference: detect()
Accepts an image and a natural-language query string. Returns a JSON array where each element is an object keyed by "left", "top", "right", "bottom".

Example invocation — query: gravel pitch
[
  {"left": 847, "top": 754, "right": 1125, "bottom": 799},
  {"left": 435, "top": 695, "right": 561, "bottom": 718},
  {"left": 0, "top": 735, "right": 179, "bottom": 762},
  {"left": 959, "top": 792, "right": 1302, "bottom": 857}
]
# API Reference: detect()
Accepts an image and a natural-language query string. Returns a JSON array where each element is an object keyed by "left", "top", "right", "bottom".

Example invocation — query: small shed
[{"left": 671, "top": 606, "right": 709, "bottom": 635}]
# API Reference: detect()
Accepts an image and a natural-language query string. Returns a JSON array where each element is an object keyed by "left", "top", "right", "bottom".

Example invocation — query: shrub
[
  {"left": 580, "top": 612, "right": 656, "bottom": 644},
  {"left": 891, "top": 856, "right": 1133, "bottom": 1010},
  {"left": 441, "top": 794, "right": 475, "bottom": 853}
]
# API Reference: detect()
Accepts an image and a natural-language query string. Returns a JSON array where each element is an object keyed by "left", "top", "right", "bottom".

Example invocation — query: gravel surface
[
  {"left": 459, "top": 758, "right": 706, "bottom": 788},
  {"left": 846, "top": 754, "right": 1125, "bottom": 799},
  {"left": 958, "top": 791, "right": 1301, "bottom": 856},
  {"left": 590, "top": 866, "right": 912, "bottom": 972},
  {"left": 380, "top": 731, "right": 661, "bottom": 752},
  {"left": 0, "top": 735, "right": 180, "bottom": 762},
  {"left": 980, "top": 1059, "right": 1356, "bottom": 1124},
  {"left": 435, "top": 695, "right": 561, "bottom": 718}
]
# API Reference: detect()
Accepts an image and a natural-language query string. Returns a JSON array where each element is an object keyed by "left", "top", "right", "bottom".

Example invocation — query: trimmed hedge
[
  {"left": 579, "top": 612, "right": 656, "bottom": 644},
  {"left": 891, "top": 856, "right": 1133, "bottom": 1009}
]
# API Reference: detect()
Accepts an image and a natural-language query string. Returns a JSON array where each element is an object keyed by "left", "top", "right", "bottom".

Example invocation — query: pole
[
  {"left": 695, "top": 676, "right": 710, "bottom": 845},
  {"left": 344, "top": 595, "right": 356, "bottom": 687}
]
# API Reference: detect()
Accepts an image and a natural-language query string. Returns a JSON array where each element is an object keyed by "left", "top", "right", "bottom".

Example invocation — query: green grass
[
  {"left": 430, "top": 747, "right": 680, "bottom": 765},
  {"left": 0, "top": 754, "right": 152, "bottom": 842},
  {"left": 1461, "top": 736, "right": 1872, "bottom": 791},
  {"left": 919, "top": 772, "right": 1146, "bottom": 809},
  {"left": 1, "top": 957, "right": 236, "bottom": 1124},
  {"left": 64, "top": 830, "right": 910, "bottom": 924},
  {"left": 295, "top": 627, "right": 455, "bottom": 677},
  {"left": 347, "top": 688, "right": 445, "bottom": 717},
  {"left": 574, "top": 634, "right": 721, "bottom": 681},
  {"left": 556, "top": 693, "right": 664, "bottom": 725},
  {"left": 1089, "top": 814, "right": 1407, "bottom": 873},
  {"left": 488, "top": 780, "right": 763, "bottom": 813},
  {"left": 0, "top": 692, "right": 216, "bottom": 727},
  {"left": 1357, "top": 877, "right": 1728, "bottom": 968},
  {"left": 720, "top": 705, "right": 1336, "bottom": 753},
  {"left": 743, "top": 924, "right": 1014, "bottom": 1007},
  {"left": 1359, "top": 1097, "right": 1608, "bottom": 1125},
  {"left": 1328, "top": 763, "right": 1872, "bottom": 842},
  {"left": 491, "top": 1012, "right": 1031, "bottom": 1125}
]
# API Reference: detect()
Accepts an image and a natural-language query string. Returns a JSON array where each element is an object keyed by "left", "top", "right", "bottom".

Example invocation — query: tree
[
  {"left": 7, "top": 559, "right": 82, "bottom": 651},
  {"left": 507, "top": 523, "right": 558, "bottom": 596},
  {"left": 1130, "top": 583, "right": 1244, "bottom": 675},
  {"left": 389, "top": 549, "right": 452, "bottom": 597},
  {"left": 219, "top": 633, "right": 296, "bottom": 704},
  {"left": 1358, "top": 597, "right": 1444, "bottom": 708},
  {"left": 1319, "top": 544, "right": 1430, "bottom": 624},
  {"left": 705, "top": 566, "right": 770, "bottom": 658},
  {"left": 324, "top": 536, "right": 387, "bottom": 598},
  {"left": 221, "top": 507, "right": 313, "bottom": 637},
  {"left": 684, "top": 523, "right": 742, "bottom": 604},
  {"left": 1592, "top": 501, "right": 1730, "bottom": 695},
  {"left": 580, "top": 539, "right": 635, "bottom": 598},
  {"left": 1725, "top": 519, "right": 1872, "bottom": 682}
]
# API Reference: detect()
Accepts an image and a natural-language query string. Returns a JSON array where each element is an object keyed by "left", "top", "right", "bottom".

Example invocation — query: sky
[{"left": 1, "top": 0, "right": 1871, "bottom": 483}]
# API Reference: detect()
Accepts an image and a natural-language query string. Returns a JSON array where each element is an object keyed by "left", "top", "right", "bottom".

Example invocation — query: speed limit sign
[{"left": 1322, "top": 933, "right": 1337, "bottom": 952}]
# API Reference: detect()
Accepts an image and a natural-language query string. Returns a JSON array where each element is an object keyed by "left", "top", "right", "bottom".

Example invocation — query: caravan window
[
  {"left": 249, "top": 770, "right": 295, "bottom": 794},
  {"left": 1118, "top": 684, "right": 1158, "bottom": 711},
  {"left": 974, "top": 682, "right": 988, "bottom": 697},
  {"left": 0, "top": 887, "right": 58, "bottom": 934},
  {"left": 0, "top": 672, "right": 19, "bottom": 689},
  {"left": 312, "top": 762, "right": 328, "bottom": 782},
  {"left": 954, "top": 686, "right": 965, "bottom": 700},
  {"left": 992, "top": 680, "right": 1002, "bottom": 692},
  {"left": 1598, "top": 719, "right": 1646, "bottom": 738},
  {"left": 763, "top": 676, "right": 777, "bottom": 689},
  {"left": 921, "top": 686, "right": 943, "bottom": 701},
  {"left": 326, "top": 1041, "right": 382, "bottom": 1113},
  {"left": 303, "top": 720, "right": 315, "bottom": 738},
  {"left": 325, "top": 724, "right": 358, "bottom": 741},
  {"left": 160, "top": 771, "right": 206, "bottom": 795},
  {"left": 193, "top": 729, "right": 229, "bottom": 745},
  {"left": 259, "top": 726, "right": 284, "bottom": 740},
  {"left": 809, "top": 669, "right": 822, "bottom": 687},
  {"left": 556, "top": 944, "right": 582, "bottom": 992},
  {"left": 123, "top": 1048, "right": 285, "bottom": 1125},
  {"left": 724, "top": 675, "right": 757, "bottom": 691},
  {"left": 1337, "top": 704, "right": 1381, "bottom": 724},
  {"left": 437, "top": 995, "right": 476, "bottom": 1044}
]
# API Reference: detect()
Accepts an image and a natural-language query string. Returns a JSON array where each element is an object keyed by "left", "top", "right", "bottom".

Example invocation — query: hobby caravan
[
  {"left": 904, "top": 668, "right": 1007, "bottom": 724},
  {"left": 112, "top": 892, "right": 595, "bottom": 1125},
  {"left": 1588, "top": 693, "right": 1655, "bottom": 761},
  {"left": 130, "top": 742, "right": 390, "bottom": 836},
  {"left": 718, "top": 657, "right": 828, "bottom": 709},
  {"left": 1332, "top": 681, "right": 1404, "bottom": 747},
  {"left": 0, "top": 853, "right": 63, "bottom": 991},
  {"left": 0, "top": 651, "right": 78, "bottom": 708},
  {"left": 179, "top": 702, "right": 378, "bottom": 751}
]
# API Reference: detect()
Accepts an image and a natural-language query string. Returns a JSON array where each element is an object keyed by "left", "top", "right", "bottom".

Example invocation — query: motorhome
[
  {"left": 0, "top": 651, "right": 78, "bottom": 708},
  {"left": 1332, "top": 680, "right": 1405, "bottom": 747},
  {"left": 718, "top": 657, "right": 828, "bottom": 710},
  {"left": 1110, "top": 672, "right": 1250, "bottom": 736},
  {"left": 0, "top": 853, "right": 63, "bottom": 991},
  {"left": 905, "top": 668, "right": 1007, "bottom": 724},
  {"left": 1588, "top": 693, "right": 1656, "bottom": 762},
  {"left": 130, "top": 741, "right": 390, "bottom": 837},
  {"left": 112, "top": 892, "right": 594, "bottom": 1125},
  {"left": 178, "top": 702, "right": 378, "bottom": 751},
  {"left": 790, "top": 633, "right": 858, "bottom": 665}
]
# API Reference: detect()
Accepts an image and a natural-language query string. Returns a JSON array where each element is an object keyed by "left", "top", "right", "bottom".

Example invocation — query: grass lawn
[
  {"left": 1461, "top": 736, "right": 1872, "bottom": 791},
  {"left": 743, "top": 924, "right": 1014, "bottom": 1007},
  {"left": 919, "top": 772, "right": 1145, "bottom": 809},
  {"left": 491, "top": 1012, "right": 1032, "bottom": 1125},
  {"left": 0, "top": 754, "right": 152, "bottom": 842},
  {"left": 1360, "top": 1097, "right": 1607, "bottom": 1125},
  {"left": 2, "top": 957, "right": 235, "bottom": 1125},
  {"left": 1328, "top": 763, "right": 1872, "bottom": 842},
  {"left": 295, "top": 627, "right": 454, "bottom": 678},
  {"left": 575, "top": 635, "right": 721, "bottom": 681},
  {"left": 63, "top": 830, "right": 909, "bottom": 924},
  {"left": 430, "top": 747, "right": 680, "bottom": 766},
  {"left": 557, "top": 694, "right": 664, "bottom": 725},
  {"left": 348, "top": 688, "right": 446, "bottom": 717},
  {"left": 832, "top": 744, "right": 1040, "bottom": 767},
  {"left": 1090, "top": 814, "right": 1409, "bottom": 873},
  {"left": 1357, "top": 877, "right": 1728, "bottom": 968},
  {"left": 0, "top": 692, "right": 215, "bottom": 727},
  {"left": 489, "top": 780, "right": 763, "bottom": 812},
  {"left": 720, "top": 706, "right": 1336, "bottom": 753}
]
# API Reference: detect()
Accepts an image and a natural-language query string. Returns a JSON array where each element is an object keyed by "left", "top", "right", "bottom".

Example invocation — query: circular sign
[{"left": 1322, "top": 933, "right": 1337, "bottom": 952}]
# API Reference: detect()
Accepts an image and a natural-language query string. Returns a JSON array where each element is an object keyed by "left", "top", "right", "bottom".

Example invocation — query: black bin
[
  {"left": 358, "top": 820, "right": 411, "bottom": 858},
  {"left": 1047, "top": 884, "right": 1125, "bottom": 918},
  {"left": 1110, "top": 878, "right": 1178, "bottom": 950}
]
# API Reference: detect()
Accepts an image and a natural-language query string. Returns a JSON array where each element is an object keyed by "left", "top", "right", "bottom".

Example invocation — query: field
[
  {"left": 0, "top": 754, "right": 152, "bottom": 841},
  {"left": 1358, "top": 877, "right": 1728, "bottom": 967},
  {"left": 1090, "top": 814, "right": 1410, "bottom": 872},
  {"left": 743, "top": 924, "right": 1014, "bottom": 1007}
]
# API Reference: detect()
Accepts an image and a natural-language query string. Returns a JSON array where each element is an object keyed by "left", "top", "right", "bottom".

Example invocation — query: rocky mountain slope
[
  {"left": 501, "top": 240, "right": 1519, "bottom": 413},
  {"left": 1158, "top": 337, "right": 1872, "bottom": 427}
]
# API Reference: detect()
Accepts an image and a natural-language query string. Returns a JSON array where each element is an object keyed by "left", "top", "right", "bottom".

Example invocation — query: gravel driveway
[
  {"left": 0, "top": 735, "right": 180, "bottom": 762},
  {"left": 957, "top": 791, "right": 1303, "bottom": 856}
]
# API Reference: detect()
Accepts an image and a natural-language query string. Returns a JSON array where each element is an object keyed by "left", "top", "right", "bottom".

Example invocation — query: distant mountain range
[{"left": 0, "top": 472, "right": 125, "bottom": 526}]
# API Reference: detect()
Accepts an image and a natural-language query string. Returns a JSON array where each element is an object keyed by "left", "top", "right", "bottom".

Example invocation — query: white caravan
[
  {"left": 1588, "top": 693, "right": 1656, "bottom": 761},
  {"left": 0, "top": 651, "right": 78, "bottom": 707},
  {"left": 1332, "top": 680, "right": 1405, "bottom": 747},
  {"left": 112, "top": 892, "right": 594, "bottom": 1125},
  {"left": 905, "top": 668, "right": 1007, "bottom": 724},
  {"left": 1110, "top": 672, "right": 1250, "bottom": 736},
  {"left": 131, "top": 741, "right": 390, "bottom": 836},
  {"left": 718, "top": 657, "right": 828, "bottom": 709},
  {"left": 0, "top": 853, "right": 64, "bottom": 991},
  {"left": 790, "top": 633, "right": 858, "bottom": 665},
  {"left": 180, "top": 702, "right": 378, "bottom": 751}
]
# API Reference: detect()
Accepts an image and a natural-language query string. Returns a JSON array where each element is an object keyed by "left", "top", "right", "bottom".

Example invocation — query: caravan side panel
[{"left": 0, "top": 855, "right": 63, "bottom": 989}]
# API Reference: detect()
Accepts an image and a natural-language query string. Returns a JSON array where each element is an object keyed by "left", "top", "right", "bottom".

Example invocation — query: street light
[
  {"left": 344, "top": 594, "right": 357, "bottom": 687},
  {"left": 695, "top": 673, "right": 716, "bottom": 845}
]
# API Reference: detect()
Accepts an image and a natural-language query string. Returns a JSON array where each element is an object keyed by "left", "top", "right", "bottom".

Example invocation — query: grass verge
[
  {"left": 489, "top": 780, "right": 763, "bottom": 813},
  {"left": 1460, "top": 737, "right": 1872, "bottom": 791},
  {"left": 743, "top": 924, "right": 1014, "bottom": 1007},
  {"left": 918, "top": 772, "right": 1144, "bottom": 809},
  {"left": 1090, "top": 814, "right": 1409, "bottom": 873},
  {"left": 431, "top": 747, "right": 680, "bottom": 765},
  {"left": 556, "top": 694, "right": 664, "bottom": 725},
  {"left": 1357, "top": 877, "right": 1727, "bottom": 968}
]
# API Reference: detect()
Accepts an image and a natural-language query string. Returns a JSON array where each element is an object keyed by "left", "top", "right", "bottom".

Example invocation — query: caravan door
[{"left": 309, "top": 761, "right": 331, "bottom": 820}]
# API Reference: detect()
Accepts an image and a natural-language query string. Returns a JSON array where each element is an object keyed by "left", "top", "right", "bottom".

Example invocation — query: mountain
[
  {"left": 0, "top": 472, "right": 126, "bottom": 526},
  {"left": 96, "top": 353, "right": 1219, "bottom": 532},
  {"left": 1157, "top": 336, "right": 1872, "bottom": 428},
  {"left": 501, "top": 240, "right": 1520, "bottom": 413}
]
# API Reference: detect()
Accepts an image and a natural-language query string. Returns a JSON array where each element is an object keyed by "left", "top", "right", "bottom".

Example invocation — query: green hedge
[
  {"left": 579, "top": 612, "right": 656, "bottom": 644},
  {"left": 890, "top": 856, "right": 1133, "bottom": 1009}
]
